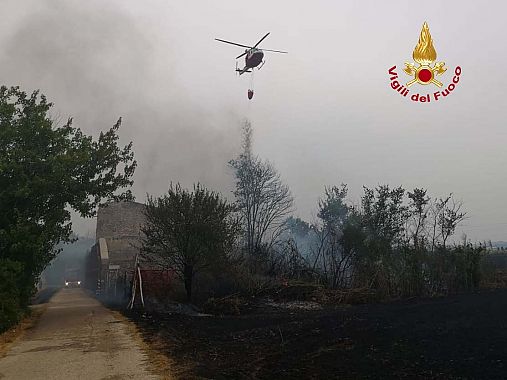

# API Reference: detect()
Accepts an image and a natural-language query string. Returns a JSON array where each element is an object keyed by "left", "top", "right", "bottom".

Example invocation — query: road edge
[
  {"left": 111, "top": 310, "right": 175, "bottom": 380},
  {"left": 0, "top": 304, "right": 46, "bottom": 358}
]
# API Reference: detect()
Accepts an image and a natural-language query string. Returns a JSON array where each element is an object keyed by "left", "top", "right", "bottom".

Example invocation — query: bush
[
  {"left": 0, "top": 259, "right": 25, "bottom": 333},
  {"left": 202, "top": 295, "right": 247, "bottom": 316},
  {"left": 192, "top": 256, "right": 278, "bottom": 304},
  {"left": 480, "top": 253, "right": 507, "bottom": 288}
]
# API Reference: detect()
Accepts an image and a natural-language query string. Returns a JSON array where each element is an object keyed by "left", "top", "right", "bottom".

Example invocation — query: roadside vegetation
[
  {"left": 0, "top": 86, "right": 136, "bottom": 333},
  {"left": 140, "top": 121, "right": 491, "bottom": 312},
  {"left": 141, "top": 183, "right": 240, "bottom": 301}
]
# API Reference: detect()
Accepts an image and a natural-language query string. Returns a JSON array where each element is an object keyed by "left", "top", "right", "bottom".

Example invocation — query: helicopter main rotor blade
[
  {"left": 252, "top": 32, "right": 270, "bottom": 48},
  {"left": 215, "top": 38, "right": 252, "bottom": 49},
  {"left": 261, "top": 49, "right": 288, "bottom": 54},
  {"left": 236, "top": 51, "right": 248, "bottom": 59}
]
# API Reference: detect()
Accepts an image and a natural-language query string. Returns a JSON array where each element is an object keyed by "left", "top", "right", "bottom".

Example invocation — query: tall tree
[
  {"left": 361, "top": 185, "right": 408, "bottom": 250},
  {"left": 141, "top": 184, "right": 239, "bottom": 300},
  {"left": 407, "top": 188, "right": 430, "bottom": 248},
  {"left": 0, "top": 86, "right": 136, "bottom": 323},
  {"left": 312, "top": 185, "right": 353, "bottom": 288},
  {"left": 427, "top": 194, "right": 466, "bottom": 251},
  {"left": 229, "top": 121, "right": 293, "bottom": 256},
  {"left": 438, "top": 195, "right": 466, "bottom": 249}
]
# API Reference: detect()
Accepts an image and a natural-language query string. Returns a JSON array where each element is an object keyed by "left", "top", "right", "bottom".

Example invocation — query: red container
[
  {"left": 248, "top": 89, "right": 254, "bottom": 100},
  {"left": 139, "top": 269, "right": 175, "bottom": 299}
]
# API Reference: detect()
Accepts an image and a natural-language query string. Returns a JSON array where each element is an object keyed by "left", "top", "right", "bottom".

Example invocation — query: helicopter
[{"left": 215, "top": 32, "right": 287, "bottom": 75}]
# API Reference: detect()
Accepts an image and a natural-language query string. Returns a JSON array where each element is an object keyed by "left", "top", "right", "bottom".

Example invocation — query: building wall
[
  {"left": 96, "top": 201, "right": 146, "bottom": 240},
  {"left": 87, "top": 201, "right": 147, "bottom": 297},
  {"left": 87, "top": 201, "right": 174, "bottom": 305}
]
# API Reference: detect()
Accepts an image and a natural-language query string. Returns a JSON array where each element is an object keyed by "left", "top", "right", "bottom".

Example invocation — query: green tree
[
  {"left": 407, "top": 188, "right": 430, "bottom": 248},
  {"left": 0, "top": 259, "right": 23, "bottom": 332},
  {"left": 141, "top": 184, "right": 239, "bottom": 301},
  {"left": 0, "top": 86, "right": 136, "bottom": 325},
  {"left": 361, "top": 185, "right": 408, "bottom": 252},
  {"left": 312, "top": 185, "right": 353, "bottom": 288},
  {"left": 285, "top": 216, "right": 312, "bottom": 238}
]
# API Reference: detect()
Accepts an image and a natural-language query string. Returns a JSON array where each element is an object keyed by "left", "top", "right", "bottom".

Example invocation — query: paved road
[{"left": 0, "top": 288, "right": 159, "bottom": 379}]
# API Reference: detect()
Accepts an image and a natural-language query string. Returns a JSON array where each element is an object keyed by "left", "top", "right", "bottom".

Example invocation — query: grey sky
[{"left": 1, "top": 1, "right": 505, "bottom": 241}]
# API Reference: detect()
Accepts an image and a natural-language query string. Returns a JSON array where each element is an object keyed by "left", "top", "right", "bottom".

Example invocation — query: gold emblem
[{"left": 404, "top": 22, "right": 446, "bottom": 87}]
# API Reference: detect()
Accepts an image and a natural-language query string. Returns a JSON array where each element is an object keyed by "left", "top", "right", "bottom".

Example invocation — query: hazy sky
[{"left": 1, "top": 1, "right": 506, "bottom": 241}]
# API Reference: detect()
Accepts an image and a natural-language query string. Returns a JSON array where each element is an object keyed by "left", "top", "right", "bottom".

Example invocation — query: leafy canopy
[
  {"left": 0, "top": 86, "right": 136, "bottom": 280},
  {"left": 141, "top": 183, "right": 240, "bottom": 299}
]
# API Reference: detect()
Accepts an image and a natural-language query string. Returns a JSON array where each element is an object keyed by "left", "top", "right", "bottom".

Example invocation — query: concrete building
[{"left": 86, "top": 201, "right": 146, "bottom": 298}]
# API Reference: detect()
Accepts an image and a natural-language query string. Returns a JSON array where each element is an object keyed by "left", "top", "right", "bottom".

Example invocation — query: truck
[{"left": 64, "top": 267, "right": 82, "bottom": 288}]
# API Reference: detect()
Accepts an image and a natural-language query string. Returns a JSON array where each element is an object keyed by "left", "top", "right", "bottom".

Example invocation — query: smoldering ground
[{"left": 0, "top": 0, "right": 242, "bottom": 235}]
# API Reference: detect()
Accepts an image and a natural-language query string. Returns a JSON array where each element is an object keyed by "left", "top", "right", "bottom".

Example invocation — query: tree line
[
  {"left": 141, "top": 121, "right": 485, "bottom": 302},
  {"left": 0, "top": 88, "right": 487, "bottom": 332}
]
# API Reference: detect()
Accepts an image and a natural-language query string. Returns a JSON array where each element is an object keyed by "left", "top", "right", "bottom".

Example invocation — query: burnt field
[{"left": 124, "top": 288, "right": 507, "bottom": 380}]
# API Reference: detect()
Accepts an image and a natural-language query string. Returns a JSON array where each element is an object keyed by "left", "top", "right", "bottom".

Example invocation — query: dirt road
[{"left": 0, "top": 288, "right": 160, "bottom": 380}]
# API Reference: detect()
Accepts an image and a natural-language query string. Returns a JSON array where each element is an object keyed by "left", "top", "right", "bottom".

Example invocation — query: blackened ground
[{"left": 125, "top": 289, "right": 507, "bottom": 379}]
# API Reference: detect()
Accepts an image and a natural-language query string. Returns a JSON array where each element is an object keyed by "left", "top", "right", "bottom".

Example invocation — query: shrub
[{"left": 0, "top": 259, "right": 25, "bottom": 333}]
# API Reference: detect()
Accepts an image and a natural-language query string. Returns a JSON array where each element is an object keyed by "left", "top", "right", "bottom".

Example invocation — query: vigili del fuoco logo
[{"left": 388, "top": 22, "right": 461, "bottom": 103}]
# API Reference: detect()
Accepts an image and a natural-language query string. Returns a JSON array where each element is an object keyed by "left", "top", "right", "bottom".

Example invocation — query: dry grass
[
  {"left": 481, "top": 269, "right": 507, "bottom": 289},
  {"left": 0, "top": 305, "right": 45, "bottom": 358}
]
